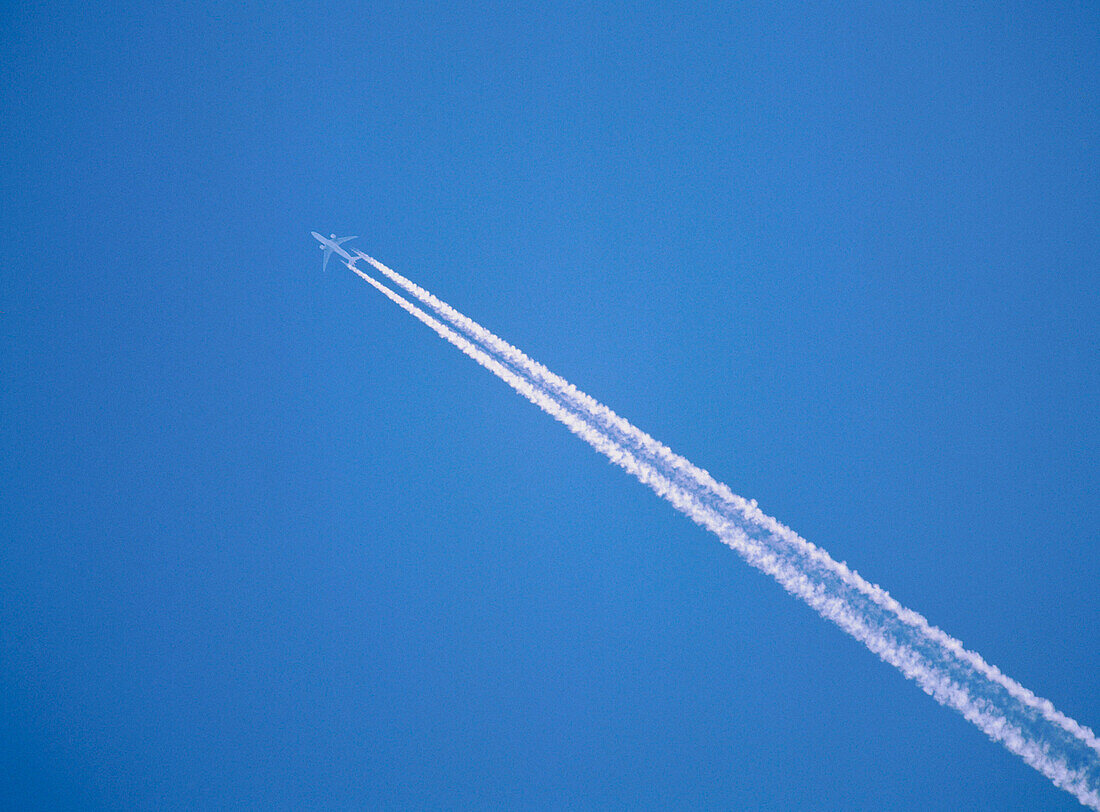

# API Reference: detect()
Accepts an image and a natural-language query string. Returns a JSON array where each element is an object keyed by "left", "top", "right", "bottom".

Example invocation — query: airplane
[{"left": 312, "top": 232, "right": 359, "bottom": 272}]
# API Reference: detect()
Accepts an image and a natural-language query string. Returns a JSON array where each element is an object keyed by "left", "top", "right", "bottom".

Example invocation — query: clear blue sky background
[{"left": 2, "top": 2, "right": 1098, "bottom": 808}]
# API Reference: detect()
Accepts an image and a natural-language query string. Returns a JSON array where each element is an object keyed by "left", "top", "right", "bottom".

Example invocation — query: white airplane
[{"left": 311, "top": 232, "right": 358, "bottom": 271}]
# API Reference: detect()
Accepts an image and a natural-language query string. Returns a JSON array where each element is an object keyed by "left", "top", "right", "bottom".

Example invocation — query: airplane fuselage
[{"left": 311, "top": 231, "right": 356, "bottom": 263}]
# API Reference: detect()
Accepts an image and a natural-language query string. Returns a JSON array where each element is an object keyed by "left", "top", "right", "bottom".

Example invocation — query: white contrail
[
  {"left": 355, "top": 252, "right": 1099, "bottom": 746},
  {"left": 343, "top": 257, "right": 1100, "bottom": 808}
]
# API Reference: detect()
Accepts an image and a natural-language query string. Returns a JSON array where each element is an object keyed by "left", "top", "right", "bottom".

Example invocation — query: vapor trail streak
[
  {"left": 357, "top": 251, "right": 1100, "bottom": 754},
  {"left": 344, "top": 257, "right": 1100, "bottom": 808}
]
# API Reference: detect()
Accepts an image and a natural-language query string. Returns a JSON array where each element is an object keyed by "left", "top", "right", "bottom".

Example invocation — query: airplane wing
[{"left": 336, "top": 235, "right": 358, "bottom": 245}]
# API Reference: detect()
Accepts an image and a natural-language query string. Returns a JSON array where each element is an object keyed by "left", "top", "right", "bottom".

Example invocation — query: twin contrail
[{"left": 340, "top": 249, "right": 1100, "bottom": 808}]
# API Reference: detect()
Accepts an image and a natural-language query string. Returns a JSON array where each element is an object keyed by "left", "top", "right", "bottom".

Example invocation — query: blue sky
[{"left": 2, "top": 1, "right": 1098, "bottom": 808}]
